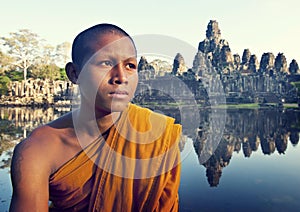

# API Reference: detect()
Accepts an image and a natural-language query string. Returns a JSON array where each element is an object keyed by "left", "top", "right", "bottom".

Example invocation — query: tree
[
  {"left": 6, "top": 70, "right": 23, "bottom": 81},
  {"left": 1, "top": 29, "right": 41, "bottom": 81},
  {"left": 55, "top": 42, "right": 71, "bottom": 68},
  {"left": 59, "top": 68, "right": 68, "bottom": 80},
  {"left": 0, "top": 50, "right": 14, "bottom": 75},
  {"left": 40, "top": 44, "right": 56, "bottom": 65},
  {"left": 0, "top": 75, "right": 11, "bottom": 95},
  {"left": 31, "top": 63, "right": 61, "bottom": 80}
]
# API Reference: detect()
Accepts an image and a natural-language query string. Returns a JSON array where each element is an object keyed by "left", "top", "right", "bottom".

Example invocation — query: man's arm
[{"left": 9, "top": 139, "right": 50, "bottom": 212}]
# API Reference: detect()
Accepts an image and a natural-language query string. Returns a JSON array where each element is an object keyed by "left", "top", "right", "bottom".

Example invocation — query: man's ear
[{"left": 65, "top": 62, "right": 79, "bottom": 84}]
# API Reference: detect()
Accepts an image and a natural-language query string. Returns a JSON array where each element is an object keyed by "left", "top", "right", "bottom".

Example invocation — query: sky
[{"left": 0, "top": 0, "right": 300, "bottom": 66}]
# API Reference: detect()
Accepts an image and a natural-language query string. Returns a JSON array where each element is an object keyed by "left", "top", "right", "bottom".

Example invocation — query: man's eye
[
  {"left": 98, "top": 61, "right": 113, "bottom": 66},
  {"left": 126, "top": 63, "right": 136, "bottom": 69}
]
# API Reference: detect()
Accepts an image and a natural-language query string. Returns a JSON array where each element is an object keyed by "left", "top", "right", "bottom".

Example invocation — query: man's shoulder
[
  {"left": 12, "top": 113, "right": 74, "bottom": 172},
  {"left": 13, "top": 125, "right": 60, "bottom": 161},
  {"left": 11, "top": 125, "right": 57, "bottom": 177},
  {"left": 21, "top": 113, "right": 70, "bottom": 146},
  {"left": 13, "top": 112, "right": 74, "bottom": 174}
]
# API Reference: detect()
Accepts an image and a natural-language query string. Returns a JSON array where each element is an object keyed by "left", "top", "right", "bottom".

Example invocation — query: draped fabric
[{"left": 49, "top": 104, "right": 181, "bottom": 211}]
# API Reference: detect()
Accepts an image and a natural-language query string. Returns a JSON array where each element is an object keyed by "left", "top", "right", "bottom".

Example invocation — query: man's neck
[{"left": 72, "top": 103, "right": 121, "bottom": 147}]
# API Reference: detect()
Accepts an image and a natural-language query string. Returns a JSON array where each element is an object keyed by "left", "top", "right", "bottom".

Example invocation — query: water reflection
[
  {"left": 193, "top": 109, "right": 300, "bottom": 187},
  {"left": 0, "top": 107, "right": 71, "bottom": 169},
  {"left": 0, "top": 106, "right": 299, "bottom": 186}
]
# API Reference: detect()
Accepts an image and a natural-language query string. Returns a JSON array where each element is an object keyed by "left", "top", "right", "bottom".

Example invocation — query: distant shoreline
[
  {"left": 0, "top": 101, "right": 299, "bottom": 110},
  {"left": 217, "top": 103, "right": 299, "bottom": 109}
]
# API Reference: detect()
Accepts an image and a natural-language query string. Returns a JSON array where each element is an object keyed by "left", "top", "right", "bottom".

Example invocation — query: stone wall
[{"left": 1, "top": 78, "right": 78, "bottom": 106}]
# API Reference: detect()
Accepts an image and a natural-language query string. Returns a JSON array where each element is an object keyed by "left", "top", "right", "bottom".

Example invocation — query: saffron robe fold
[{"left": 49, "top": 103, "right": 181, "bottom": 211}]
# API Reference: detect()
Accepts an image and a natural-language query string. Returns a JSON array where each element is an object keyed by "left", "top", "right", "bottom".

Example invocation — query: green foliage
[
  {"left": 5, "top": 70, "right": 23, "bottom": 81},
  {"left": 59, "top": 68, "right": 68, "bottom": 80},
  {"left": 216, "top": 103, "right": 260, "bottom": 109},
  {"left": 30, "top": 63, "right": 62, "bottom": 80},
  {"left": 0, "top": 75, "right": 11, "bottom": 95},
  {"left": 0, "top": 51, "right": 14, "bottom": 74}
]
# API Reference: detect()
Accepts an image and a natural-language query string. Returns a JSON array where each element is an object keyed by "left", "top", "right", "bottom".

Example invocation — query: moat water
[{"left": 0, "top": 106, "right": 299, "bottom": 211}]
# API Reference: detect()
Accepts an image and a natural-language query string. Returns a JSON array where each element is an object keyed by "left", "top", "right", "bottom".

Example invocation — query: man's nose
[{"left": 111, "top": 63, "right": 128, "bottom": 85}]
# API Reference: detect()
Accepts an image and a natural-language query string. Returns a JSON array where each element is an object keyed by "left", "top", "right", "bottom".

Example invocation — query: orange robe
[{"left": 49, "top": 104, "right": 181, "bottom": 211}]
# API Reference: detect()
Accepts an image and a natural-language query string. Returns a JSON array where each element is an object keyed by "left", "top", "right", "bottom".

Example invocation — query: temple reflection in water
[
  {"left": 0, "top": 107, "right": 71, "bottom": 169},
  {"left": 0, "top": 106, "right": 299, "bottom": 187},
  {"left": 193, "top": 109, "right": 300, "bottom": 187}
]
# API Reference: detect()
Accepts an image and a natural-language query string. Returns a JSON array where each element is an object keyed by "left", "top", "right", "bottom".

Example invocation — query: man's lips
[{"left": 108, "top": 90, "right": 129, "bottom": 99}]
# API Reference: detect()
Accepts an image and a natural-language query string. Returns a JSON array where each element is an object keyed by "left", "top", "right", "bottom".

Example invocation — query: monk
[{"left": 9, "top": 24, "right": 182, "bottom": 211}]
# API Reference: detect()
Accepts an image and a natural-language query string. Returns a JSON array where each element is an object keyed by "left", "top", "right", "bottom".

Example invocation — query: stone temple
[{"left": 137, "top": 20, "right": 300, "bottom": 106}]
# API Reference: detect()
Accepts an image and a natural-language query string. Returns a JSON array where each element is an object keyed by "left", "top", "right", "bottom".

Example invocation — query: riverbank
[
  {"left": 0, "top": 98, "right": 299, "bottom": 110},
  {"left": 0, "top": 95, "right": 73, "bottom": 108},
  {"left": 132, "top": 102, "right": 300, "bottom": 110},
  {"left": 218, "top": 103, "right": 299, "bottom": 109}
]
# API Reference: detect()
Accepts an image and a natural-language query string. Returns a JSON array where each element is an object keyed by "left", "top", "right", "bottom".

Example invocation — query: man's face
[{"left": 78, "top": 34, "right": 138, "bottom": 113}]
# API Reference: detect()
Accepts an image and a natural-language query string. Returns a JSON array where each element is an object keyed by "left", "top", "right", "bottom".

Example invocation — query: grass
[
  {"left": 211, "top": 103, "right": 299, "bottom": 109},
  {"left": 215, "top": 103, "right": 260, "bottom": 109},
  {"left": 283, "top": 103, "right": 299, "bottom": 108}
]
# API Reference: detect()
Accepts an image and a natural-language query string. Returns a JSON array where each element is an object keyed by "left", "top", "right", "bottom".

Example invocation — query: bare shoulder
[
  {"left": 11, "top": 125, "right": 61, "bottom": 180},
  {"left": 10, "top": 126, "right": 57, "bottom": 203},
  {"left": 11, "top": 112, "right": 78, "bottom": 177}
]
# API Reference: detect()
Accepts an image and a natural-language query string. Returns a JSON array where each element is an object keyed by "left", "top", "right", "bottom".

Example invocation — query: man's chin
[
  {"left": 94, "top": 100, "right": 130, "bottom": 113},
  {"left": 110, "top": 102, "right": 129, "bottom": 112}
]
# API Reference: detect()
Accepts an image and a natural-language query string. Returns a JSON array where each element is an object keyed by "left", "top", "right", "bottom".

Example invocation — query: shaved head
[{"left": 71, "top": 23, "right": 136, "bottom": 70}]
